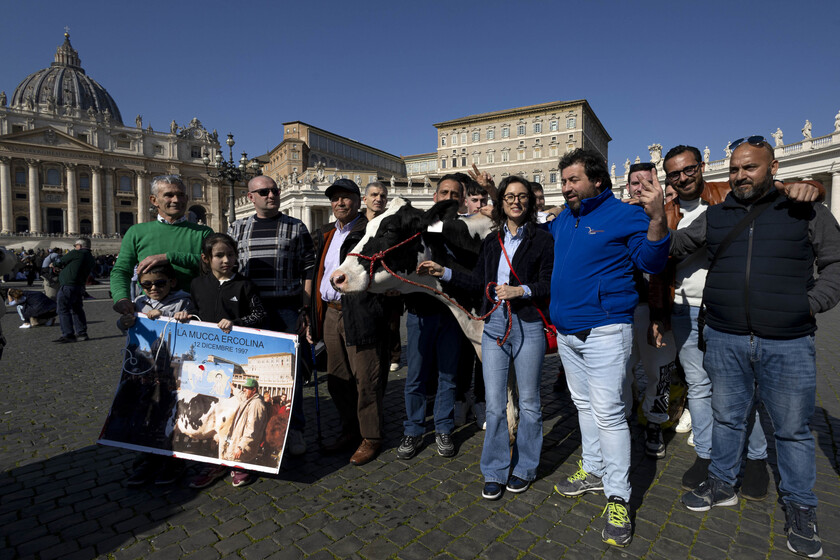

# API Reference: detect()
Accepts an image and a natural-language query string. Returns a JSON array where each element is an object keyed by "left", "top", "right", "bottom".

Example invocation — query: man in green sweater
[
  {"left": 111, "top": 174, "right": 212, "bottom": 487},
  {"left": 111, "top": 175, "right": 212, "bottom": 316},
  {"left": 54, "top": 237, "right": 96, "bottom": 343}
]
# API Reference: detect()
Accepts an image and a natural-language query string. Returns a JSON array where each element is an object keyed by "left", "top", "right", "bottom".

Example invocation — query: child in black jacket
[{"left": 175, "top": 233, "right": 266, "bottom": 332}]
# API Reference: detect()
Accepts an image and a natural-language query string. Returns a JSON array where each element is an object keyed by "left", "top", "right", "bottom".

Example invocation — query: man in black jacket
[
  {"left": 672, "top": 137, "right": 840, "bottom": 558},
  {"left": 308, "top": 179, "right": 388, "bottom": 466}
]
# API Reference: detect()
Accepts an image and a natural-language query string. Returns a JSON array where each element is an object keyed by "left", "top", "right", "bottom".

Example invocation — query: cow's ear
[{"left": 423, "top": 200, "right": 460, "bottom": 226}]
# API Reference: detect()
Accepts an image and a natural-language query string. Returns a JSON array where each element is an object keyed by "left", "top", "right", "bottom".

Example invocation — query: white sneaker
[
  {"left": 473, "top": 402, "right": 486, "bottom": 430},
  {"left": 389, "top": 362, "right": 399, "bottom": 372},
  {"left": 687, "top": 431, "right": 695, "bottom": 447},
  {"left": 676, "top": 409, "right": 692, "bottom": 433},
  {"left": 286, "top": 429, "right": 306, "bottom": 456},
  {"left": 454, "top": 400, "right": 468, "bottom": 427},
  {"left": 19, "top": 323, "right": 31, "bottom": 329}
]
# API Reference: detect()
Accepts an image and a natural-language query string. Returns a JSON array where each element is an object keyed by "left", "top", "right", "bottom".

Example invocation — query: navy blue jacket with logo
[{"left": 547, "top": 188, "right": 670, "bottom": 334}]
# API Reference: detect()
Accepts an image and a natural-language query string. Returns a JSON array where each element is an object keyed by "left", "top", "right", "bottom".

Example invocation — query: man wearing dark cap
[{"left": 308, "top": 179, "right": 388, "bottom": 466}]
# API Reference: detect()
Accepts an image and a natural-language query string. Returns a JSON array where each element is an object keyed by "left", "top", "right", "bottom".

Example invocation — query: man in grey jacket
[{"left": 671, "top": 137, "right": 840, "bottom": 558}]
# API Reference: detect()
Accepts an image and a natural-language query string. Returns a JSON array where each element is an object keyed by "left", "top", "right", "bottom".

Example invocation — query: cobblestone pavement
[{"left": 1, "top": 280, "right": 839, "bottom": 559}]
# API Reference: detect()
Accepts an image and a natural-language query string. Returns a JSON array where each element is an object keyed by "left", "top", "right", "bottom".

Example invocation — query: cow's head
[{"left": 330, "top": 197, "right": 493, "bottom": 296}]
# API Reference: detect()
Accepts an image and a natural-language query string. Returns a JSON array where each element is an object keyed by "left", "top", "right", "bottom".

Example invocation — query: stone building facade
[
  {"left": 432, "top": 100, "right": 610, "bottom": 188},
  {"left": 0, "top": 34, "right": 227, "bottom": 235}
]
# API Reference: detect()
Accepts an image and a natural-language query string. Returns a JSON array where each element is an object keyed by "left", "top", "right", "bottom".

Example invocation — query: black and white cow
[
  {"left": 171, "top": 391, "right": 240, "bottom": 457},
  {"left": 330, "top": 197, "right": 494, "bottom": 357}
]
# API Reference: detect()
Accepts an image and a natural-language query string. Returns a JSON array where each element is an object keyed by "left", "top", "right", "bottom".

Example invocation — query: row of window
[
  {"left": 441, "top": 118, "right": 577, "bottom": 146},
  {"left": 11, "top": 169, "right": 205, "bottom": 200},
  {"left": 441, "top": 144, "right": 573, "bottom": 168}
]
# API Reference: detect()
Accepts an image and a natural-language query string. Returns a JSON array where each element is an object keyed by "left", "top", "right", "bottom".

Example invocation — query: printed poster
[{"left": 98, "top": 315, "right": 298, "bottom": 474}]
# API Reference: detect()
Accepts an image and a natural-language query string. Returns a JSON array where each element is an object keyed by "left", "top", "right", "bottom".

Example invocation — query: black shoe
[
  {"left": 126, "top": 460, "right": 156, "bottom": 486},
  {"left": 77, "top": 334, "right": 89, "bottom": 342},
  {"left": 682, "top": 477, "right": 739, "bottom": 512},
  {"left": 154, "top": 458, "right": 185, "bottom": 485},
  {"left": 435, "top": 432, "right": 455, "bottom": 457},
  {"left": 681, "top": 456, "right": 712, "bottom": 490},
  {"left": 740, "top": 458, "right": 769, "bottom": 501},
  {"left": 645, "top": 423, "right": 666, "bottom": 459},
  {"left": 54, "top": 335, "right": 76, "bottom": 343},
  {"left": 396, "top": 435, "right": 422, "bottom": 460},
  {"left": 506, "top": 475, "right": 530, "bottom": 493},
  {"left": 482, "top": 482, "right": 504, "bottom": 500},
  {"left": 784, "top": 501, "right": 823, "bottom": 558}
]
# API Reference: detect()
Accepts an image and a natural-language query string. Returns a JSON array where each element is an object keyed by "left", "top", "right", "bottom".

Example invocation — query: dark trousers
[
  {"left": 323, "top": 306, "right": 387, "bottom": 440},
  {"left": 388, "top": 309, "right": 403, "bottom": 365},
  {"left": 265, "top": 302, "right": 308, "bottom": 433},
  {"left": 456, "top": 333, "right": 484, "bottom": 403},
  {"left": 57, "top": 285, "right": 87, "bottom": 337}
]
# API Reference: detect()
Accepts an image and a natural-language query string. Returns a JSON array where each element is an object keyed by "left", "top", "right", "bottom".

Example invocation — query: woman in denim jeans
[{"left": 417, "top": 176, "right": 554, "bottom": 500}]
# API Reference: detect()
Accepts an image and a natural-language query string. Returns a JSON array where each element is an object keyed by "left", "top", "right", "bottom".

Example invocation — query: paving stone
[
  {"left": 4, "top": 295, "right": 840, "bottom": 559},
  {"left": 213, "top": 532, "right": 252, "bottom": 556}
]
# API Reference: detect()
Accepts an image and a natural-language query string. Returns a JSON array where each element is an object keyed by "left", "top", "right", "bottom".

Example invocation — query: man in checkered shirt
[{"left": 228, "top": 175, "right": 315, "bottom": 457}]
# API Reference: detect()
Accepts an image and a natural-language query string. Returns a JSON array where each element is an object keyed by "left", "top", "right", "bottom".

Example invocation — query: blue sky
[{"left": 2, "top": 0, "right": 838, "bottom": 172}]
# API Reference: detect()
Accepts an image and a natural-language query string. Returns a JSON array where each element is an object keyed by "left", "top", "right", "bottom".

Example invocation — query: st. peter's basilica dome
[{"left": 10, "top": 33, "right": 123, "bottom": 124}]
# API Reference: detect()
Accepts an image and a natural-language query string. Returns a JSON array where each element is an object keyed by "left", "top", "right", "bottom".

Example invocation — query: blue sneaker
[
  {"left": 506, "top": 475, "right": 530, "bottom": 493},
  {"left": 682, "top": 477, "right": 739, "bottom": 512},
  {"left": 482, "top": 482, "right": 504, "bottom": 500},
  {"left": 785, "top": 502, "right": 823, "bottom": 558},
  {"left": 602, "top": 496, "right": 632, "bottom": 547},
  {"left": 555, "top": 460, "right": 603, "bottom": 497}
]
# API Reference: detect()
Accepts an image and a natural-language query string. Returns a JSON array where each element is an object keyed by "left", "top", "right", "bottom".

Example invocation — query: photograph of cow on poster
[{"left": 98, "top": 315, "right": 298, "bottom": 474}]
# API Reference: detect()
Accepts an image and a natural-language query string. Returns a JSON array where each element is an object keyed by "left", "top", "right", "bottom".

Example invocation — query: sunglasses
[
  {"left": 140, "top": 279, "right": 170, "bottom": 289},
  {"left": 250, "top": 187, "right": 280, "bottom": 197},
  {"left": 729, "top": 136, "right": 770, "bottom": 151},
  {"left": 665, "top": 163, "right": 701, "bottom": 183}
]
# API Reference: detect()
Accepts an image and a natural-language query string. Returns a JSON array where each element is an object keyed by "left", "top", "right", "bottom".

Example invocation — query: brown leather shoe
[
  {"left": 323, "top": 433, "right": 361, "bottom": 454},
  {"left": 350, "top": 439, "right": 382, "bottom": 466}
]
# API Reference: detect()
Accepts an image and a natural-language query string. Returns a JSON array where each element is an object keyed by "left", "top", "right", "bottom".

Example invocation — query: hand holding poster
[{"left": 99, "top": 315, "right": 298, "bottom": 474}]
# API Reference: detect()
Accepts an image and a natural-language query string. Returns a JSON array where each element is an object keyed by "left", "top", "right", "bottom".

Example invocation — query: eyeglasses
[
  {"left": 665, "top": 163, "right": 701, "bottom": 183},
  {"left": 249, "top": 187, "right": 280, "bottom": 197},
  {"left": 729, "top": 136, "right": 770, "bottom": 151},
  {"left": 140, "top": 279, "right": 169, "bottom": 289},
  {"left": 503, "top": 193, "right": 529, "bottom": 204}
]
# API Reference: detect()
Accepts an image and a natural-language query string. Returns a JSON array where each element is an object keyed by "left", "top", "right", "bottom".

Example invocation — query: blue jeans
[
  {"left": 558, "top": 323, "right": 633, "bottom": 502},
  {"left": 56, "top": 285, "right": 87, "bottom": 338},
  {"left": 404, "top": 311, "right": 460, "bottom": 436},
  {"left": 481, "top": 308, "right": 545, "bottom": 484},
  {"left": 703, "top": 327, "right": 817, "bottom": 507},
  {"left": 671, "top": 304, "right": 766, "bottom": 461}
]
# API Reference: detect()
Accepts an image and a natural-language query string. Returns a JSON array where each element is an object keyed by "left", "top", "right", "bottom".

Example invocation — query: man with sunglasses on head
[
  {"left": 662, "top": 145, "right": 823, "bottom": 501},
  {"left": 111, "top": 174, "right": 212, "bottom": 486},
  {"left": 669, "top": 137, "right": 839, "bottom": 558},
  {"left": 228, "top": 175, "right": 315, "bottom": 457}
]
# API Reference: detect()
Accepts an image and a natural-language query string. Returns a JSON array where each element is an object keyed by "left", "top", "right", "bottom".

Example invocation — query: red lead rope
[{"left": 347, "top": 233, "right": 513, "bottom": 346}]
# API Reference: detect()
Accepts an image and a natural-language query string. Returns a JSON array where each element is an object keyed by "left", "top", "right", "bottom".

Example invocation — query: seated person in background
[
  {"left": 7, "top": 288, "right": 57, "bottom": 328},
  {"left": 117, "top": 263, "right": 193, "bottom": 331}
]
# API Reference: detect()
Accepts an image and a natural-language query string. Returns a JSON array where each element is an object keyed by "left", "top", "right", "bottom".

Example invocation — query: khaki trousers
[{"left": 323, "top": 306, "right": 386, "bottom": 440}]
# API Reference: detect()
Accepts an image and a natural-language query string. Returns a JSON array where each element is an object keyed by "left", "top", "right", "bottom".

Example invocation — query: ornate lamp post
[{"left": 203, "top": 133, "right": 261, "bottom": 228}]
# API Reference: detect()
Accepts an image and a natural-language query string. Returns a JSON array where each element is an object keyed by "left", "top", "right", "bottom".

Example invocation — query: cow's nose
[{"left": 330, "top": 271, "right": 347, "bottom": 292}]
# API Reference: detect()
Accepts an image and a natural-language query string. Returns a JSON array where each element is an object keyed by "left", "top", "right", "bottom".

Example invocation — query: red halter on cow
[{"left": 330, "top": 197, "right": 494, "bottom": 357}]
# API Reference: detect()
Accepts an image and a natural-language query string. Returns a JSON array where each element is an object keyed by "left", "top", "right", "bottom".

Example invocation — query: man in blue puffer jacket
[{"left": 549, "top": 149, "right": 669, "bottom": 548}]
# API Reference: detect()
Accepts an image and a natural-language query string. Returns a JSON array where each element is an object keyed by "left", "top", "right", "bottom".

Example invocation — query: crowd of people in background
[{"left": 3, "top": 137, "right": 837, "bottom": 557}]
